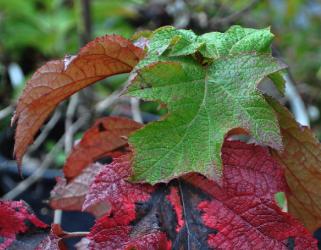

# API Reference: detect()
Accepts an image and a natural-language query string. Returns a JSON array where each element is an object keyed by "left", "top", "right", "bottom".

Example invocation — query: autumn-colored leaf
[
  {"left": 85, "top": 154, "right": 169, "bottom": 249},
  {"left": 63, "top": 116, "right": 142, "bottom": 179},
  {"left": 127, "top": 25, "right": 286, "bottom": 184},
  {"left": 83, "top": 153, "right": 154, "bottom": 216},
  {"left": 0, "top": 200, "right": 48, "bottom": 249},
  {"left": 85, "top": 141, "right": 317, "bottom": 249},
  {"left": 12, "top": 35, "right": 144, "bottom": 165},
  {"left": 50, "top": 163, "right": 110, "bottom": 218},
  {"left": 51, "top": 117, "right": 142, "bottom": 217},
  {"left": 268, "top": 97, "right": 321, "bottom": 232},
  {"left": 35, "top": 233, "right": 64, "bottom": 250},
  {"left": 35, "top": 224, "right": 67, "bottom": 250}
]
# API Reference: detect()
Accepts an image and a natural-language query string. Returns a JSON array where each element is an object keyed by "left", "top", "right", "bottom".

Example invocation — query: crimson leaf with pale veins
[
  {"left": 85, "top": 141, "right": 317, "bottom": 249},
  {"left": 83, "top": 153, "right": 154, "bottom": 217},
  {"left": 127, "top": 26, "right": 286, "bottom": 183}
]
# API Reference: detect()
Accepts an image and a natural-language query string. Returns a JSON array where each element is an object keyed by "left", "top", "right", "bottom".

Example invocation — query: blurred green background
[{"left": 0, "top": 0, "right": 320, "bottom": 165}]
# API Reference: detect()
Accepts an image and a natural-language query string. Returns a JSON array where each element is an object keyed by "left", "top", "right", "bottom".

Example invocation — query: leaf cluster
[{"left": 2, "top": 25, "right": 321, "bottom": 248}]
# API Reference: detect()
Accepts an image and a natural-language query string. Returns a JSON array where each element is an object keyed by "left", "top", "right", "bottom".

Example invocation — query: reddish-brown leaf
[
  {"left": 50, "top": 163, "right": 109, "bottom": 218},
  {"left": 268, "top": 98, "right": 321, "bottom": 232},
  {"left": 63, "top": 116, "right": 142, "bottom": 179},
  {"left": 0, "top": 200, "right": 48, "bottom": 249},
  {"left": 85, "top": 141, "right": 317, "bottom": 249},
  {"left": 12, "top": 35, "right": 144, "bottom": 165}
]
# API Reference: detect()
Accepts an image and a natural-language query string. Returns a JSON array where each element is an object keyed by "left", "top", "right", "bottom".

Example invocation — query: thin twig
[
  {"left": 62, "top": 231, "right": 89, "bottom": 238},
  {"left": 56, "top": 94, "right": 79, "bottom": 225},
  {"left": 284, "top": 72, "right": 310, "bottom": 126},
  {"left": 29, "top": 110, "right": 62, "bottom": 153},
  {"left": 130, "top": 97, "right": 143, "bottom": 123},
  {"left": 2, "top": 137, "right": 64, "bottom": 200},
  {"left": 1, "top": 115, "right": 89, "bottom": 200},
  {"left": 53, "top": 209, "right": 63, "bottom": 224},
  {"left": 272, "top": 47, "right": 310, "bottom": 126},
  {"left": 95, "top": 88, "right": 124, "bottom": 114},
  {"left": 80, "top": 0, "right": 92, "bottom": 45},
  {"left": 65, "top": 94, "right": 79, "bottom": 154},
  {"left": 0, "top": 105, "right": 14, "bottom": 121}
]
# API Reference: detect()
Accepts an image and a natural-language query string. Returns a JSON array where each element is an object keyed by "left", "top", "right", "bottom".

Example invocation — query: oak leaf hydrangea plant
[{"left": 2, "top": 25, "right": 321, "bottom": 249}]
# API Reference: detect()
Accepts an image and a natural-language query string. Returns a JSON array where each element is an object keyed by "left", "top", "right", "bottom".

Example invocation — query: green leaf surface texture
[{"left": 127, "top": 25, "right": 287, "bottom": 184}]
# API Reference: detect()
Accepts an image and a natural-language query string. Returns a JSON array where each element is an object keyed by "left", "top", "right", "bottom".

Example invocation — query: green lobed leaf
[
  {"left": 127, "top": 26, "right": 287, "bottom": 184},
  {"left": 148, "top": 26, "right": 203, "bottom": 57},
  {"left": 198, "top": 26, "right": 274, "bottom": 58},
  {"left": 268, "top": 71, "right": 287, "bottom": 95}
]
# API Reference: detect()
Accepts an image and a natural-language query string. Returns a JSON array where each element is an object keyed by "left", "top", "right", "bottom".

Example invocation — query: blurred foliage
[
  {"left": 0, "top": 0, "right": 319, "bottom": 100},
  {"left": 0, "top": 0, "right": 321, "bottom": 165},
  {"left": 0, "top": 0, "right": 144, "bottom": 58},
  {"left": 0, "top": 0, "right": 77, "bottom": 58}
]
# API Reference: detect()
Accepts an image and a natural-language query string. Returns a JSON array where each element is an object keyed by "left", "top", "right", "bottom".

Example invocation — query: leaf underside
[
  {"left": 50, "top": 162, "right": 110, "bottom": 218},
  {"left": 127, "top": 25, "right": 286, "bottom": 184},
  {"left": 268, "top": 97, "right": 321, "bottom": 232}
]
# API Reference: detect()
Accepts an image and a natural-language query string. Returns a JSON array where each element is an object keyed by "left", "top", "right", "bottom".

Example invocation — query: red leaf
[
  {"left": 83, "top": 153, "right": 153, "bottom": 216},
  {"left": 35, "top": 233, "right": 65, "bottom": 250},
  {"left": 50, "top": 117, "right": 142, "bottom": 218},
  {"left": 35, "top": 224, "right": 67, "bottom": 250},
  {"left": 12, "top": 36, "right": 144, "bottom": 165},
  {"left": 63, "top": 116, "right": 142, "bottom": 179},
  {"left": 89, "top": 215, "right": 170, "bottom": 250},
  {"left": 0, "top": 200, "right": 47, "bottom": 249},
  {"left": 85, "top": 141, "right": 317, "bottom": 249},
  {"left": 166, "top": 187, "right": 184, "bottom": 233},
  {"left": 50, "top": 163, "right": 110, "bottom": 218}
]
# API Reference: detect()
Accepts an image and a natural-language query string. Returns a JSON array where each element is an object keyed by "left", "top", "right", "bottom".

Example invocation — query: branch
[
  {"left": 0, "top": 105, "right": 14, "bottom": 121},
  {"left": 62, "top": 231, "right": 89, "bottom": 239},
  {"left": 95, "top": 88, "right": 124, "bottom": 114},
  {"left": 284, "top": 72, "right": 310, "bottom": 126},
  {"left": 65, "top": 94, "right": 79, "bottom": 154},
  {"left": 29, "top": 110, "right": 62, "bottom": 153},
  {"left": 1, "top": 115, "right": 89, "bottom": 200},
  {"left": 2, "top": 137, "right": 64, "bottom": 200},
  {"left": 272, "top": 46, "right": 310, "bottom": 126},
  {"left": 80, "top": 0, "right": 92, "bottom": 44},
  {"left": 53, "top": 209, "right": 63, "bottom": 224},
  {"left": 130, "top": 97, "right": 143, "bottom": 123}
]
